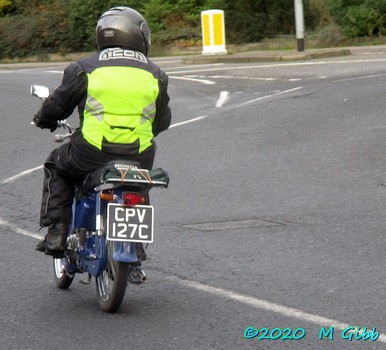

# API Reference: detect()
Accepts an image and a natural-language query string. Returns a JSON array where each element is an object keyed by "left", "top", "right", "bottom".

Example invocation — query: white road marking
[
  {"left": 0, "top": 218, "right": 43, "bottom": 240},
  {"left": 188, "top": 74, "right": 277, "bottom": 81},
  {"left": 1, "top": 213, "right": 383, "bottom": 343},
  {"left": 0, "top": 150, "right": 382, "bottom": 340},
  {"left": 164, "top": 63, "right": 224, "bottom": 71},
  {"left": 169, "top": 75, "right": 215, "bottom": 85},
  {"left": 169, "top": 115, "right": 207, "bottom": 128},
  {"left": 3, "top": 57, "right": 386, "bottom": 76},
  {"left": 3, "top": 91, "right": 301, "bottom": 188},
  {"left": 2, "top": 87, "right": 300, "bottom": 187},
  {"left": 0, "top": 66, "right": 65, "bottom": 73},
  {"left": 0, "top": 116, "right": 206, "bottom": 185},
  {"left": 216, "top": 91, "right": 229, "bottom": 108},
  {"left": 0, "top": 208, "right": 386, "bottom": 344},
  {"left": 1, "top": 165, "right": 43, "bottom": 184},
  {"left": 185, "top": 74, "right": 302, "bottom": 83},
  {"left": 167, "top": 276, "right": 386, "bottom": 344},
  {"left": 167, "top": 58, "right": 386, "bottom": 75},
  {"left": 240, "top": 86, "right": 304, "bottom": 106},
  {"left": 1, "top": 56, "right": 384, "bottom": 336},
  {"left": 0, "top": 213, "right": 386, "bottom": 344},
  {"left": 333, "top": 73, "right": 386, "bottom": 83}
]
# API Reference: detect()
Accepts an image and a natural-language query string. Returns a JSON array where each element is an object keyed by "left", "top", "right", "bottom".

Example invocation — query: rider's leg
[{"left": 36, "top": 147, "right": 75, "bottom": 256}]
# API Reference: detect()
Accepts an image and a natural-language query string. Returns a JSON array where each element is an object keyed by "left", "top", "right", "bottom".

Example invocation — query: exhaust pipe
[{"left": 128, "top": 266, "right": 147, "bottom": 284}]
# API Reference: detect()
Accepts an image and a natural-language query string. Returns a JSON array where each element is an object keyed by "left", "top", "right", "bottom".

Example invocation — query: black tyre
[
  {"left": 95, "top": 242, "right": 129, "bottom": 312},
  {"left": 53, "top": 257, "right": 74, "bottom": 289}
]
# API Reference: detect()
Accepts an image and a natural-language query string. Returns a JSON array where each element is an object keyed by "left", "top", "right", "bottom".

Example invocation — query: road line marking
[
  {"left": 0, "top": 218, "right": 42, "bottom": 240},
  {"left": 0, "top": 66, "right": 65, "bottom": 73},
  {"left": 188, "top": 74, "right": 277, "bottom": 82},
  {"left": 164, "top": 63, "right": 224, "bottom": 71},
  {"left": 333, "top": 73, "right": 386, "bottom": 82},
  {"left": 1, "top": 116, "right": 206, "bottom": 185},
  {"left": 240, "top": 86, "right": 303, "bottom": 106},
  {"left": 167, "top": 58, "right": 386, "bottom": 75},
  {"left": 216, "top": 91, "right": 229, "bottom": 108},
  {"left": 2, "top": 214, "right": 384, "bottom": 343},
  {"left": 1, "top": 165, "right": 43, "bottom": 184},
  {"left": 167, "top": 276, "right": 386, "bottom": 343},
  {"left": 170, "top": 115, "right": 207, "bottom": 128},
  {"left": 169, "top": 75, "right": 216, "bottom": 85}
]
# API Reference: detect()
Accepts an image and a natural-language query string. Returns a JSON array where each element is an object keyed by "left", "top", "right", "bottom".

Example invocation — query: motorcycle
[{"left": 30, "top": 85, "right": 169, "bottom": 312}]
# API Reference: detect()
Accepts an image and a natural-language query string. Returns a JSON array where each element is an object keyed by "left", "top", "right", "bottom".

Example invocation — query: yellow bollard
[{"left": 201, "top": 10, "right": 227, "bottom": 55}]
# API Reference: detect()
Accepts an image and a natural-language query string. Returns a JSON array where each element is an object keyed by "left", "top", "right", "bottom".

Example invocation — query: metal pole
[{"left": 294, "top": 0, "right": 305, "bottom": 51}]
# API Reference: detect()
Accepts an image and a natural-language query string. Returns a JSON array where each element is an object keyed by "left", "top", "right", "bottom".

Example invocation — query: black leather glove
[{"left": 33, "top": 113, "right": 57, "bottom": 132}]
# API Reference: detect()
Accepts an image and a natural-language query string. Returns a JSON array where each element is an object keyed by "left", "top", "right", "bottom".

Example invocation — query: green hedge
[{"left": 0, "top": 0, "right": 385, "bottom": 59}]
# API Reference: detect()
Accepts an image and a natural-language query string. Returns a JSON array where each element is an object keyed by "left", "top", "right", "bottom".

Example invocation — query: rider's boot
[{"left": 35, "top": 222, "right": 68, "bottom": 258}]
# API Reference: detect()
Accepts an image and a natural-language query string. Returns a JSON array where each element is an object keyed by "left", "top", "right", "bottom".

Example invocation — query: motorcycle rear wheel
[
  {"left": 53, "top": 257, "right": 74, "bottom": 289},
  {"left": 95, "top": 243, "right": 129, "bottom": 312}
]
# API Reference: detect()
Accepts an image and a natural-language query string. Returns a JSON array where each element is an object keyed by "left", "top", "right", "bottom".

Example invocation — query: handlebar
[
  {"left": 53, "top": 120, "right": 74, "bottom": 143},
  {"left": 29, "top": 119, "right": 74, "bottom": 142}
]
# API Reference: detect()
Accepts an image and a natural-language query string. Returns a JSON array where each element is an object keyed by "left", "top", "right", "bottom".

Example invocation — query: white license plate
[{"left": 106, "top": 204, "right": 154, "bottom": 243}]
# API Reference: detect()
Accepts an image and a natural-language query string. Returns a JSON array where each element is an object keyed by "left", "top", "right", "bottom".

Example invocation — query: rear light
[{"left": 123, "top": 192, "right": 146, "bottom": 206}]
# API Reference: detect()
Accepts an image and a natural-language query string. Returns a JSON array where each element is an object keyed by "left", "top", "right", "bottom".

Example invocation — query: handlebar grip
[{"left": 53, "top": 134, "right": 68, "bottom": 142}]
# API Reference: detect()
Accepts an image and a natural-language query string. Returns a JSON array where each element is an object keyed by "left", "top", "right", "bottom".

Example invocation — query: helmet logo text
[{"left": 103, "top": 30, "right": 115, "bottom": 38}]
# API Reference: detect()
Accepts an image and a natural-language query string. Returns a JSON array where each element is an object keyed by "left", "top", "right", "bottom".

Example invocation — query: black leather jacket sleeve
[
  {"left": 37, "top": 62, "right": 87, "bottom": 125},
  {"left": 153, "top": 70, "right": 172, "bottom": 137}
]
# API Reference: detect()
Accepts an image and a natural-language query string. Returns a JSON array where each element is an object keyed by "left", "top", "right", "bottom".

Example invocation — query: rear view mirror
[{"left": 30, "top": 85, "right": 50, "bottom": 100}]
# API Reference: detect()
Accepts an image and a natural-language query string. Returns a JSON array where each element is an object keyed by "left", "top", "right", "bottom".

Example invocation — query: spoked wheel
[
  {"left": 53, "top": 257, "right": 74, "bottom": 289},
  {"left": 95, "top": 242, "right": 129, "bottom": 312}
]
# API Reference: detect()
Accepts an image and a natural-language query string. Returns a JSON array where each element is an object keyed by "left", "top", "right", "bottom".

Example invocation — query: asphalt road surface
[{"left": 2, "top": 50, "right": 386, "bottom": 349}]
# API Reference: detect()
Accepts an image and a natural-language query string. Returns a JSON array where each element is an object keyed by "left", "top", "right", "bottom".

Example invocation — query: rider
[{"left": 33, "top": 7, "right": 171, "bottom": 258}]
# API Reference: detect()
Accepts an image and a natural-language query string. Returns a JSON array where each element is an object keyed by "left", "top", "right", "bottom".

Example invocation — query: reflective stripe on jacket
[{"left": 82, "top": 65, "right": 159, "bottom": 153}]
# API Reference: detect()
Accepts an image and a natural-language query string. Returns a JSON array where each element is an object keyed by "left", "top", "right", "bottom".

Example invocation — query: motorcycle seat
[{"left": 82, "top": 160, "right": 169, "bottom": 190}]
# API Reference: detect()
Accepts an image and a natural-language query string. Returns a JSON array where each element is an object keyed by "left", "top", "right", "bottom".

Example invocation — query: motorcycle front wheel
[
  {"left": 53, "top": 257, "right": 74, "bottom": 289},
  {"left": 95, "top": 242, "right": 129, "bottom": 312}
]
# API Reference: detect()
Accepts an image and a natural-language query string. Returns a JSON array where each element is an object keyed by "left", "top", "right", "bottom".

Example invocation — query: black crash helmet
[{"left": 96, "top": 6, "right": 151, "bottom": 56}]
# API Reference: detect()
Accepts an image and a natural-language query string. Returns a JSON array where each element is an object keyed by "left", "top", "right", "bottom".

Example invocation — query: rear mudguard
[{"left": 113, "top": 242, "right": 138, "bottom": 263}]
